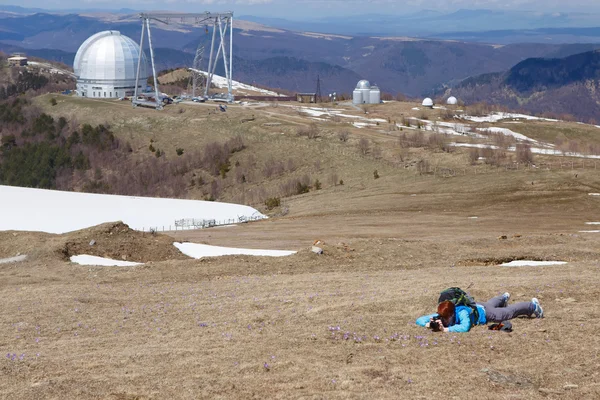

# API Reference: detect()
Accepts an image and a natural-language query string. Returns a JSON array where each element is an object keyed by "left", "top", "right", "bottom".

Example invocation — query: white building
[
  {"left": 352, "top": 80, "right": 381, "bottom": 105},
  {"left": 74, "top": 31, "right": 148, "bottom": 99},
  {"left": 422, "top": 97, "right": 434, "bottom": 108},
  {"left": 446, "top": 96, "right": 458, "bottom": 105}
]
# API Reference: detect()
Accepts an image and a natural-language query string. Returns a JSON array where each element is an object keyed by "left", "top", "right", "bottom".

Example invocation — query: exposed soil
[{"left": 58, "top": 222, "right": 188, "bottom": 263}]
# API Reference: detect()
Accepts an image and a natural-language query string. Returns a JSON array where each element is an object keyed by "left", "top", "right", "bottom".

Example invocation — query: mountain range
[{"left": 2, "top": 12, "right": 600, "bottom": 98}]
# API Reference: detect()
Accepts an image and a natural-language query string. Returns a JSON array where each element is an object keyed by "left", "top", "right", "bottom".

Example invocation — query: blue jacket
[{"left": 416, "top": 304, "right": 486, "bottom": 333}]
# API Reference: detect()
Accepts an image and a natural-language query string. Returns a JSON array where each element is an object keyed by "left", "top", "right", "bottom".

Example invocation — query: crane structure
[{"left": 133, "top": 12, "right": 234, "bottom": 110}]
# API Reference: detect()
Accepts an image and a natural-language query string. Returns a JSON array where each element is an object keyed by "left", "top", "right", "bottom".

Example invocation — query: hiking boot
[
  {"left": 532, "top": 298, "right": 544, "bottom": 318},
  {"left": 502, "top": 292, "right": 510, "bottom": 306}
]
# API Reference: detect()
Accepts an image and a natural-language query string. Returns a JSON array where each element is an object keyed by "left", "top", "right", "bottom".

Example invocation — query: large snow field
[
  {"left": 173, "top": 242, "right": 296, "bottom": 258},
  {"left": 0, "top": 185, "right": 266, "bottom": 234}
]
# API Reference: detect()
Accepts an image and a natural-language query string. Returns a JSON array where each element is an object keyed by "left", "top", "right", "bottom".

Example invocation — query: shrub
[
  {"left": 338, "top": 130, "right": 349, "bottom": 142},
  {"left": 297, "top": 123, "right": 319, "bottom": 139},
  {"left": 50, "top": 98, "right": 57, "bottom": 106},
  {"left": 149, "top": 144, "right": 155, "bottom": 152},
  {"left": 373, "top": 170, "right": 379, "bottom": 179},
  {"left": 357, "top": 138, "right": 370, "bottom": 155},
  {"left": 314, "top": 179, "right": 322, "bottom": 190},
  {"left": 296, "top": 181, "right": 310, "bottom": 195},
  {"left": 516, "top": 143, "right": 534, "bottom": 164},
  {"left": 265, "top": 197, "right": 281, "bottom": 210},
  {"left": 176, "top": 148, "right": 184, "bottom": 156},
  {"left": 339, "top": 179, "right": 344, "bottom": 185}
]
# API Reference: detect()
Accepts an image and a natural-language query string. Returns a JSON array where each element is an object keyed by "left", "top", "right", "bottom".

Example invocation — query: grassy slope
[{"left": 2, "top": 94, "right": 600, "bottom": 398}]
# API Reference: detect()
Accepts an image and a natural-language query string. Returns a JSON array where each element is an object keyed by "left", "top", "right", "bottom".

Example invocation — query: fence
[{"left": 140, "top": 214, "right": 265, "bottom": 233}]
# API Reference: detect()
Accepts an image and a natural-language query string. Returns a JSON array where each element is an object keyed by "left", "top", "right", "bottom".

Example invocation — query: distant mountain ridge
[
  {"left": 447, "top": 50, "right": 600, "bottom": 122},
  {"left": 1, "top": 11, "right": 600, "bottom": 98}
]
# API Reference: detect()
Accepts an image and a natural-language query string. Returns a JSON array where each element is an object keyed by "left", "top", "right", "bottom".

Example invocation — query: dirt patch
[
  {"left": 58, "top": 222, "right": 188, "bottom": 263},
  {"left": 482, "top": 368, "right": 536, "bottom": 389}
]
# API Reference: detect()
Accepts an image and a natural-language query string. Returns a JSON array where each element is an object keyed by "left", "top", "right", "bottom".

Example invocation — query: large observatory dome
[
  {"left": 74, "top": 31, "right": 148, "bottom": 99},
  {"left": 446, "top": 96, "right": 458, "bottom": 105}
]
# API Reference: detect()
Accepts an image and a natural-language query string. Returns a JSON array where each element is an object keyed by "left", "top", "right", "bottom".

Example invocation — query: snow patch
[
  {"left": 0, "top": 255, "right": 27, "bottom": 264},
  {"left": 500, "top": 260, "right": 567, "bottom": 267},
  {"left": 589, "top": 193, "right": 600, "bottom": 196},
  {"left": 579, "top": 230, "right": 600, "bottom": 233},
  {"left": 477, "top": 127, "right": 537, "bottom": 142},
  {"left": 191, "top": 69, "right": 281, "bottom": 96},
  {"left": 461, "top": 112, "right": 559, "bottom": 123},
  {"left": 70, "top": 255, "right": 143, "bottom": 267},
  {"left": 585, "top": 222, "right": 600, "bottom": 225},
  {"left": 173, "top": 242, "right": 296, "bottom": 259}
]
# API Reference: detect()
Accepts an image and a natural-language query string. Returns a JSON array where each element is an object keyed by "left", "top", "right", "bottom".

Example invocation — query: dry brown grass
[{"left": 2, "top": 165, "right": 600, "bottom": 398}]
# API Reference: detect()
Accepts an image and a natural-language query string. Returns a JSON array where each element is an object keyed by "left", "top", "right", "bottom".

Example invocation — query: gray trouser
[{"left": 481, "top": 295, "right": 535, "bottom": 323}]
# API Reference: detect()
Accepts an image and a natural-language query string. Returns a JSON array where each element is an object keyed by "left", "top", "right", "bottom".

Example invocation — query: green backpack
[{"left": 438, "top": 287, "right": 480, "bottom": 324}]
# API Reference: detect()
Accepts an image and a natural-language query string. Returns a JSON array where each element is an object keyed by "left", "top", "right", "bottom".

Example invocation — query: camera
[{"left": 430, "top": 317, "right": 443, "bottom": 332}]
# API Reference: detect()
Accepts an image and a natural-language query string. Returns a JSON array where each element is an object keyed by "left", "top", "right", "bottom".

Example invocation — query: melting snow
[
  {"left": 192, "top": 69, "right": 281, "bottom": 96},
  {"left": 461, "top": 112, "right": 559, "bottom": 123},
  {"left": 70, "top": 255, "right": 142, "bottom": 266},
  {"left": 477, "top": 127, "right": 537, "bottom": 142},
  {"left": 589, "top": 193, "right": 600, "bottom": 196},
  {"left": 501, "top": 260, "right": 567, "bottom": 267},
  {"left": 579, "top": 230, "right": 600, "bottom": 233},
  {"left": 173, "top": 242, "right": 296, "bottom": 258},
  {"left": 585, "top": 222, "right": 600, "bottom": 225},
  {"left": 0, "top": 255, "right": 27, "bottom": 264},
  {"left": 0, "top": 185, "right": 266, "bottom": 234}
]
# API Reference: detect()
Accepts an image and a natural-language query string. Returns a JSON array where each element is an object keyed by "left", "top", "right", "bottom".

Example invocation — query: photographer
[{"left": 416, "top": 293, "right": 544, "bottom": 333}]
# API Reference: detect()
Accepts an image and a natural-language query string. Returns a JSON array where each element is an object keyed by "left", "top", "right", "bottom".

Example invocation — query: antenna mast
[{"left": 315, "top": 75, "right": 322, "bottom": 103}]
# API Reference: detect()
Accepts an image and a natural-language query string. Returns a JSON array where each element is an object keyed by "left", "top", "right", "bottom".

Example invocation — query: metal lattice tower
[
  {"left": 133, "top": 12, "right": 234, "bottom": 110},
  {"left": 190, "top": 44, "right": 205, "bottom": 98}
]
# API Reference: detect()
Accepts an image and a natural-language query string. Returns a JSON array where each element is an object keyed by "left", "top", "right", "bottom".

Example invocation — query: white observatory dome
[
  {"left": 356, "top": 80, "right": 371, "bottom": 90},
  {"left": 74, "top": 31, "right": 148, "bottom": 99},
  {"left": 422, "top": 97, "right": 434, "bottom": 107},
  {"left": 446, "top": 96, "right": 458, "bottom": 105}
]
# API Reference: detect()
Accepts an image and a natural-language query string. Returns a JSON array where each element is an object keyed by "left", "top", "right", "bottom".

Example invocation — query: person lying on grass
[{"left": 416, "top": 293, "right": 544, "bottom": 333}]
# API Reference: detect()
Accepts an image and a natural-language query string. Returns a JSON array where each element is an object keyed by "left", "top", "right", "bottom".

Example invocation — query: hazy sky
[{"left": 7, "top": 0, "right": 600, "bottom": 18}]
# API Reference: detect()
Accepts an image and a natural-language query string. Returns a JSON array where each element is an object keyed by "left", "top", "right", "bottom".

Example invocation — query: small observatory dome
[
  {"left": 422, "top": 97, "right": 434, "bottom": 107},
  {"left": 356, "top": 80, "right": 371, "bottom": 90},
  {"left": 446, "top": 96, "right": 458, "bottom": 105},
  {"left": 74, "top": 31, "right": 148, "bottom": 99}
]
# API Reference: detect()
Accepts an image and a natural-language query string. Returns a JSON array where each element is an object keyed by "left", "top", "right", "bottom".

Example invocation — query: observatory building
[
  {"left": 352, "top": 80, "right": 380, "bottom": 105},
  {"left": 74, "top": 31, "right": 148, "bottom": 99},
  {"left": 422, "top": 97, "right": 434, "bottom": 108},
  {"left": 446, "top": 96, "right": 458, "bottom": 105}
]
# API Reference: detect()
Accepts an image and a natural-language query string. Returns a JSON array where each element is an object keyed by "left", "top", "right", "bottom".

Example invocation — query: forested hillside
[{"left": 445, "top": 50, "right": 600, "bottom": 122}]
